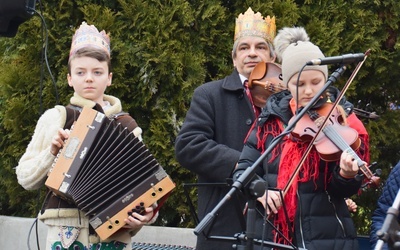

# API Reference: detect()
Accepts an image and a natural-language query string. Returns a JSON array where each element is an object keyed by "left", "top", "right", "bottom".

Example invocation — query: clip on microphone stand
[
  {"left": 194, "top": 66, "right": 346, "bottom": 250},
  {"left": 375, "top": 189, "right": 400, "bottom": 249}
]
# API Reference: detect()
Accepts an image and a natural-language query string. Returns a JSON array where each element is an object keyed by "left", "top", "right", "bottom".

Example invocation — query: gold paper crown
[
  {"left": 234, "top": 7, "right": 276, "bottom": 43},
  {"left": 69, "top": 22, "right": 111, "bottom": 57}
]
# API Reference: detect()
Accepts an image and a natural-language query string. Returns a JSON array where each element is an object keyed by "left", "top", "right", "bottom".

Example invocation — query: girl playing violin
[{"left": 234, "top": 27, "right": 369, "bottom": 250}]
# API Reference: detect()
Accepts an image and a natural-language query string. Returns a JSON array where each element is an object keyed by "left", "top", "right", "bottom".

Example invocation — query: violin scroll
[
  {"left": 355, "top": 162, "right": 381, "bottom": 189},
  {"left": 248, "top": 62, "right": 286, "bottom": 108}
]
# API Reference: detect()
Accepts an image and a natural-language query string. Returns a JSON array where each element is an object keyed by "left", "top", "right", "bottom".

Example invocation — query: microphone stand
[
  {"left": 375, "top": 189, "right": 400, "bottom": 250},
  {"left": 194, "top": 66, "right": 346, "bottom": 250}
]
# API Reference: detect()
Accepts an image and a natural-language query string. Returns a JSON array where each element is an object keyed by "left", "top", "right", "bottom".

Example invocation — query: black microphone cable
[
  {"left": 25, "top": 1, "right": 54, "bottom": 249},
  {"left": 28, "top": 0, "right": 59, "bottom": 111}
]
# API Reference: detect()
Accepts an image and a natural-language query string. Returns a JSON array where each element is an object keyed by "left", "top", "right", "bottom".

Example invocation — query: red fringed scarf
[
  {"left": 244, "top": 114, "right": 285, "bottom": 163},
  {"left": 256, "top": 116, "right": 285, "bottom": 158}
]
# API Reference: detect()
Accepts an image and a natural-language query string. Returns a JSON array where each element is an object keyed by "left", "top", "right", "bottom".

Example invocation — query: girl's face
[
  {"left": 287, "top": 70, "right": 326, "bottom": 107},
  {"left": 67, "top": 56, "right": 112, "bottom": 106}
]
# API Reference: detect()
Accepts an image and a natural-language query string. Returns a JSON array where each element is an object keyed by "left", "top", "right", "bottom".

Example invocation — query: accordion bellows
[{"left": 45, "top": 107, "right": 175, "bottom": 240}]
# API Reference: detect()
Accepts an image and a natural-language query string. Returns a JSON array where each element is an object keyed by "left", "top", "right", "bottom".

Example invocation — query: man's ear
[{"left": 232, "top": 50, "right": 236, "bottom": 67}]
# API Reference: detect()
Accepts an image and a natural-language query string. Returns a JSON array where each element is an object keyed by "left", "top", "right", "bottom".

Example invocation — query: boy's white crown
[{"left": 70, "top": 22, "right": 111, "bottom": 57}]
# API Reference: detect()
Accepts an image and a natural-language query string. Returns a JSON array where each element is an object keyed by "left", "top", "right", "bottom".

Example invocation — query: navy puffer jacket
[{"left": 370, "top": 161, "right": 400, "bottom": 249}]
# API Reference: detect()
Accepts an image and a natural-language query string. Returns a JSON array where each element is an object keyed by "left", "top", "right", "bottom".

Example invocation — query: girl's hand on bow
[{"left": 257, "top": 190, "right": 282, "bottom": 215}]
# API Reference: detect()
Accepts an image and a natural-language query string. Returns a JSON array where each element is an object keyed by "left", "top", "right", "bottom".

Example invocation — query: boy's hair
[{"left": 68, "top": 47, "right": 111, "bottom": 74}]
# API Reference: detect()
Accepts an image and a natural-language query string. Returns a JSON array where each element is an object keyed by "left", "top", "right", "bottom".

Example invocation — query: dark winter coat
[
  {"left": 175, "top": 69, "right": 256, "bottom": 250},
  {"left": 370, "top": 161, "right": 400, "bottom": 249},
  {"left": 235, "top": 89, "right": 365, "bottom": 250}
]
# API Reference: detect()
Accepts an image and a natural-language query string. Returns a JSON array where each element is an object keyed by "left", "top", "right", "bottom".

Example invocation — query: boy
[{"left": 16, "top": 22, "right": 155, "bottom": 250}]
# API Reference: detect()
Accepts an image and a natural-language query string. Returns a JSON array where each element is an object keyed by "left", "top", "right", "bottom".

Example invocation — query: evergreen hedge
[{"left": 1, "top": 0, "right": 399, "bottom": 236}]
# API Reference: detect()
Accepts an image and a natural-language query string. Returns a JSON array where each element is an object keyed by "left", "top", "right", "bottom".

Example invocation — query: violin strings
[
  {"left": 325, "top": 125, "right": 377, "bottom": 181},
  {"left": 324, "top": 125, "right": 377, "bottom": 180},
  {"left": 322, "top": 125, "right": 363, "bottom": 165}
]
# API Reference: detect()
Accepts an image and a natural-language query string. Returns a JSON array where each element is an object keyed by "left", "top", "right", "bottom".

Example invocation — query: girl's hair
[{"left": 68, "top": 47, "right": 111, "bottom": 74}]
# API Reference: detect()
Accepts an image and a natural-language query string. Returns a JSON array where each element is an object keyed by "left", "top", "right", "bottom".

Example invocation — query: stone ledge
[{"left": 0, "top": 215, "right": 196, "bottom": 249}]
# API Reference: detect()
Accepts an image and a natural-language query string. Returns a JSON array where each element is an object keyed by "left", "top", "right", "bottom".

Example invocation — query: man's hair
[
  {"left": 232, "top": 39, "right": 276, "bottom": 59},
  {"left": 68, "top": 47, "right": 111, "bottom": 74}
]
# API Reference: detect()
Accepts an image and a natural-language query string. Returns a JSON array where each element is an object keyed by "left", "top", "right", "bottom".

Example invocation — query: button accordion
[{"left": 45, "top": 107, "right": 176, "bottom": 240}]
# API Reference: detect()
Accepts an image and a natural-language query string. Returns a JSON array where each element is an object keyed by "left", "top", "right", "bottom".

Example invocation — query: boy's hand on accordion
[
  {"left": 123, "top": 206, "right": 154, "bottom": 229},
  {"left": 50, "top": 129, "right": 70, "bottom": 156}
]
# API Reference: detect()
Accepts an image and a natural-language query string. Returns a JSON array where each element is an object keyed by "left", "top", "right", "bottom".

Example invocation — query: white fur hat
[{"left": 273, "top": 27, "right": 328, "bottom": 85}]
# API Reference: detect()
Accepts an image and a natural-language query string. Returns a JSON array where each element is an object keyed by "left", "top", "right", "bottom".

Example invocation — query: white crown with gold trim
[
  {"left": 234, "top": 7, "right": 276, "bottom": 43},
  {"left": 69, "top": 22, "right": 111, "bottom": 57}
]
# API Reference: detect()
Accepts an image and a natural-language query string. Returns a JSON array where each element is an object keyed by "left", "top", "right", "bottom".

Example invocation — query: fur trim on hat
[
  {"left": 273, "top": 27, "right": 310, "bottom": 63},
  {"left": 273, "top": 26, "right": 328, "bottom": 85}
]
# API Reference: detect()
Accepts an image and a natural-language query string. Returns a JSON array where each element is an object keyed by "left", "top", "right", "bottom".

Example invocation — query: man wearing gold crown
[
  {"left": 175, "top": 8, "right": 276, "bottom": 250},
  {"left": 16, "top": 22, "right": 156, "bottom": 250}
]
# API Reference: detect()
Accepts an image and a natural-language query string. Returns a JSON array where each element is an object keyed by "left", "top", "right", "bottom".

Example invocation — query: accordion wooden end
[{"left": 45, "top": 107, "right": 176, "bottom": 240}]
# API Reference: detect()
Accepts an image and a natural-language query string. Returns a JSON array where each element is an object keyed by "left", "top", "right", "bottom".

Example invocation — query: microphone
[{"left": 306, "top": 53, "right": 365, "bottom": 65}]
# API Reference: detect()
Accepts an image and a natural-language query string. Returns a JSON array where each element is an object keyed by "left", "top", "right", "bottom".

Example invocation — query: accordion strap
[
  {"left": 110, "top": 112, "right": 138, "bottom": 132},
  {"left": 41, "top": 189, "right": 76, "bottom": 214},
  {"left": 152, "top": 190, "right": 172, "bottom": 221},
  {"left": 41, "top": 190, "right": 97, "bottom": 235},
  {"left": 65, "top": 104, "right": 138, "bottom": 132},
  {"left": 64, "top": 105, "right": 81, "bottom": 129}
]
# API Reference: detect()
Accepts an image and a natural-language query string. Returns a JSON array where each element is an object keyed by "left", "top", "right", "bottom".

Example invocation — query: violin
[
  {"left": 248, "top": 62, "right": 286, "bottom": 108},
  {"left": 290, "top": 102, "right": 380, "bottom": 188},
  {"left": 291, "top": 103, "right": 360, "bottom": 161}
]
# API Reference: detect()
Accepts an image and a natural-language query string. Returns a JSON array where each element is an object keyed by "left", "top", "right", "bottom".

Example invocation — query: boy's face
[{"left": 67, "top": 56, "right": 112, "bottom": 105}]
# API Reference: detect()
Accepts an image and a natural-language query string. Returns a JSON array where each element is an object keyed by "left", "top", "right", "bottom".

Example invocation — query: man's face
[{"left": 232, "top": 36, "right": 275, "bottom": 78}]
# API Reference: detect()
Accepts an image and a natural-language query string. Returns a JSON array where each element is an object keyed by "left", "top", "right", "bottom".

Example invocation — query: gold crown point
[
  {"left": 234, "top": 7, "right": 276, "bottom": 43},
  {"left": 69, "top": 22, "right": 111, "bottom": 58}
]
